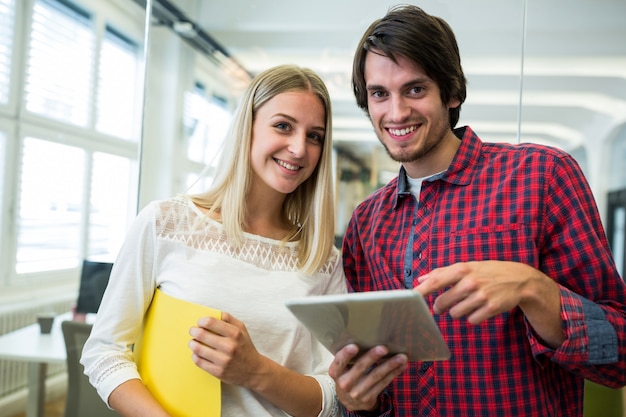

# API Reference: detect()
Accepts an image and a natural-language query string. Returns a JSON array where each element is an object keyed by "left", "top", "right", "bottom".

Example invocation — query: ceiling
[{"left": 163, "top": 0, "right": 626, "bottom": 182}]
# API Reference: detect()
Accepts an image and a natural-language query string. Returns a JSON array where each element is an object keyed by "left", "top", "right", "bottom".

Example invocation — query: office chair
[{"left": 61, "top": 320, "right": 119, "bottom": 417}]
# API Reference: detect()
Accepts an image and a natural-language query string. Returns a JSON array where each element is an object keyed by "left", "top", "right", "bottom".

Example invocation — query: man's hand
[
  {"left": 416, "top": 260, "right": 563, "bottom": 347},
  {"left": 329, "top": 344, "right": 408, "bottom": 412}
]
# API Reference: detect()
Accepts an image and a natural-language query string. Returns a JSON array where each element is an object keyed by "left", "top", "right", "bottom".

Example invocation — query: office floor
[
  {"left": 7, "top": 390, "right": 626, "bottom": 417},
  {"left": 9, "top": 395, "right": 65, "bottom": 417}
]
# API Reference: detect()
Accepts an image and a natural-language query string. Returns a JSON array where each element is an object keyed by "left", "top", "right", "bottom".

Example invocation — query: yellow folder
[{"left": 134, "top": 288, "right": 221, "bottom": 417}]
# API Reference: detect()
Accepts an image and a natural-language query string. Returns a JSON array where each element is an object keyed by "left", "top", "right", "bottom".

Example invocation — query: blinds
[
  {"left": 183, "top": 84, "right": 231, "bottom": 165},
  {"left": 25, "top": 0, "right": 95, "bottom": 126},
  {"left": 96, "top": 26, "right": 140, "bottom": 140},
  {"left": 16, "top": 140, "right": 136, "bottom": 274},
  {"left": 182, "top": 83, "right": 232, "bottom": 193},
  {"left": 25, "top": 0, "right": 141, "bottom": 135},
  {"left": 0, "top": 131, "right": 4, "bottom": 205},
  {"left": 0, "top": 0, "right": 15, "bottom": 105},
  {"left": 14, "top": 0, "right": 141, "bottom": 274},
  {"left": 88, "top": 152, "right": 134, "bottom": 260},
  {"left": 17, "top": 138, "right": 85, "bottom": 273}
]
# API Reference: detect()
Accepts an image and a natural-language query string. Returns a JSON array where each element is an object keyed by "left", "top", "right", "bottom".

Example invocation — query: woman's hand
[
  {"left": 189, "top": 312, "right": 267, "bottom": 388},
  {"left": 189, "top": 313, "right": 324, "bottom": 416}
]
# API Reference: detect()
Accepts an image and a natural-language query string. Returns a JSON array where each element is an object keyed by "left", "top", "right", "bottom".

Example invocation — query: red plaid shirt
[{"left": 342, "top": 126, "right": 626, "bottom": 417}]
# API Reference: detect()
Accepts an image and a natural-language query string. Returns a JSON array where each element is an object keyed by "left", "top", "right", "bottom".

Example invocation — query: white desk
[{"left": 0, "top": 313, "right": 71, "bottom": 417}]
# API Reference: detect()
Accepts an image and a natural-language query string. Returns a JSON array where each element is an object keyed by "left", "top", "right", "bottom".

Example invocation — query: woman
[{"left": 81, "top": 64, "right": 345, "bottom": 417}]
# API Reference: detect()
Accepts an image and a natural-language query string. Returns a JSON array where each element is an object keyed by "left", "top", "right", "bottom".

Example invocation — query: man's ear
[{"left": 448, "top": 97, "right": 461, "bottom": 109}]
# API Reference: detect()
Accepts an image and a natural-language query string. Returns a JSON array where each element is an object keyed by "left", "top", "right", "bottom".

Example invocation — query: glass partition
[
  {"left": 137, "top": 0, "right": 626, "bottom": 249},
  {"left": 119, "top": 1, "right": 626, "bottom": 409},
  {"left": 521, "top": 0, "right": 626, "bottom": 224},
  {"left": 138, "top": 0, "right": 527, "bottom": 228}
]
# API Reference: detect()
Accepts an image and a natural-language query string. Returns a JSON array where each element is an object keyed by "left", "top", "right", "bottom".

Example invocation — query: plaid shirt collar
[{"left": 393, "top": 125, "right": 481, "bottom": 209}]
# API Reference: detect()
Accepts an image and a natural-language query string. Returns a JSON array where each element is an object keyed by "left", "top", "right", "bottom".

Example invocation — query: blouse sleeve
[
  {"left": 80, "top": 201, "right": 159, "bottom": 404},
  {"left": 310, "top": 248, "right": 347, "bottom": 417}
]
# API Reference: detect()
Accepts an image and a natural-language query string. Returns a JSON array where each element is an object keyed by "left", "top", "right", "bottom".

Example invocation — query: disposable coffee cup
[{"left": 37, "top": 314, "right": 55, "bottom": 334}]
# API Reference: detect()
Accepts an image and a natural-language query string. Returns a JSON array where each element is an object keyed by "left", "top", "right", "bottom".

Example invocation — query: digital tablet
[{"left": 285, "top": 290, "right": 450, "bottom": 362}]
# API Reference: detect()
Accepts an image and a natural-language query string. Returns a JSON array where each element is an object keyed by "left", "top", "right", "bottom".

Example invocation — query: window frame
[{"left": 0, "top": 0, "right": 145, "bottom": 289}]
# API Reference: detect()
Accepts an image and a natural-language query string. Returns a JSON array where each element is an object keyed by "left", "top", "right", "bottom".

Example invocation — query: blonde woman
[{"left": 82, "top": 64, "right": 345, "bottom": 417}]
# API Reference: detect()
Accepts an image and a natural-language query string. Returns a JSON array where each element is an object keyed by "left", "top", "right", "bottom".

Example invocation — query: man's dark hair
[{"left": 352, "top": 4, "right": 467, "bottom": 128}]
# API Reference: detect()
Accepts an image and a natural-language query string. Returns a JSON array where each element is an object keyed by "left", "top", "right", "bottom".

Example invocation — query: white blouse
[{"left": 81, "top": 196, "right": 346, "bottom": 417}]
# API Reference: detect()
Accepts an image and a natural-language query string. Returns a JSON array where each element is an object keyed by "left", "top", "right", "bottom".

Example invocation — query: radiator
[{"left": 0, "top": 299, "right": 74, "bottom": 399}]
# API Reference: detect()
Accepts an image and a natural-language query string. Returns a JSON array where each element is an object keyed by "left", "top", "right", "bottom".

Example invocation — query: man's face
[{"left": 364, "top": 51, "right": 460, "bottom": 176}]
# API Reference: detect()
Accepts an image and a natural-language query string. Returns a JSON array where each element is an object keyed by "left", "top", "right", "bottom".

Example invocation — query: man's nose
[{"left": 389, "top": 95, "right": 411, "bottom": 122}]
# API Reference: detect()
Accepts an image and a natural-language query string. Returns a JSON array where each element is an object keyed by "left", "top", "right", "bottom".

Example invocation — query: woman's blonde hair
[{"left": 189, "top": 64, "right": 335, "bottom": 274}]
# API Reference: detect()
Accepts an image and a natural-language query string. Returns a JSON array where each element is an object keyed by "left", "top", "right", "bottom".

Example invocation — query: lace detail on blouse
[
  {"left": 319, "top": 376, "right": 340, "bottom": 417},
  {"left": 154, "top": 197, "right": 338, "bottom": 274},
  {"left": 91, "top": 352, "right": 136, "bottom": 387}
]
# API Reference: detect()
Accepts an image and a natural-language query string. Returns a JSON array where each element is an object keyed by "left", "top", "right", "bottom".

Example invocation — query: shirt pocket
[{"left": 430, "top": 223, "right": 538, "bottom": 267}]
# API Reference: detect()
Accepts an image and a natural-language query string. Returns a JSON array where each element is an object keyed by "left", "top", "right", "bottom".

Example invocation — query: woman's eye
[
  {"left": 275, "top": 122, "right": 290, "bottom": 131},
  {"left": 308, "top": 132, "right": 324, "bottom": 143}
]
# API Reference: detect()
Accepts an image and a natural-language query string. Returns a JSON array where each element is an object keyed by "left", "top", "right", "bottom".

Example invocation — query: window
[
  {"left": 17, "top": 137, "right": 85, "bottom": 273},
  {"left": 25, "top": 0, "right": 95, "bottom": 126},
  {"left": 0, "top": 129, "right": 5, "bottom": 210},
  {"left": 96, "top": 26, "right": 141, "bottom": 140},
  {"left": 9, "top": 0, "right": 143, "bottom": 276},
  {"left": 88, "top": 152, "right": 136, "bottom": 261},
  {"left": 0, "top": 0, "right": 15, "bottom": 106},
  {"left": 183, "top": 83, "right": 231, "bottom": 192}
]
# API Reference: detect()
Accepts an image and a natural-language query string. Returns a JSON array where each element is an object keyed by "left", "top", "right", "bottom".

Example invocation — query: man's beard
[
  {"left": 383, "top": 144, "right": 425, "bottom": 163},
  {"left": 379, "top": 135, "right": 438, "bottom": 164}
]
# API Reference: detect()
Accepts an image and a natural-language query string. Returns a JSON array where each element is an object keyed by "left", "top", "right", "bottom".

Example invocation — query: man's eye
[
  {"left": 410, "top": 86, "right": 424, "bottom": 94},
  {"left": 371, "top": 91, "right": 386, "bottom": 98}
]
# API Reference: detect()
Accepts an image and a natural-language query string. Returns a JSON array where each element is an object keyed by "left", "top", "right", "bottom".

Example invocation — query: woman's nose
[{"left": 288, "top": 132, "right": 306, "bottom": 157}]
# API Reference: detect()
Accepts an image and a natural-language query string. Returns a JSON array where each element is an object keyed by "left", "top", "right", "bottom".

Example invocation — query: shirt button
[
  {"left": 420, "top": 363, "right": 430, "bottom": 372},
  {"left": 404, "top": 269, "right": 411, "bottom": 277}
]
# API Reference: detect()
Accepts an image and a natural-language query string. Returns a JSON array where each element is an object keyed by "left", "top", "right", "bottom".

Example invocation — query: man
[{"left": 329, "top": 5, "right": 626, "bottom": 416}]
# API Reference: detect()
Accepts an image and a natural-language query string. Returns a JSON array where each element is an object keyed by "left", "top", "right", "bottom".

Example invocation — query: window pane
[
  {"left": 17, "top": 138, "right": 85, "bottom": 273},
  {"left": 0, "top": 0, "right": 15, "bottom": 105},
  {"left": 88, "top": 152, "right": 135, "bottom": 261},
  {"left": 183, "top": 85, "right": 209, "bottom": 163},
  {"left": 183, "top": 88, "right": 230, "bottom": 165},
  {"left": 0, "top": 129, "right": 5, "bottom": 206},
  {"left": 0, "top": 130, "right": 3, "bottom": 270},
  {"left": 204, "top": 98, "right": 230, "bottom": 164},
  {"left": 186, "top": 171, "right": 214, "bottom": 194},
  {"left": 95, "top": 26, "right": 140, "bottom": 140},
  {"left": 25, "top": 0, "right": 95, "bottom": 126}
]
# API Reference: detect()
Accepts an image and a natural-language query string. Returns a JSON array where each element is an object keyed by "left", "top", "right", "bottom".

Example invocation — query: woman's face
[{"left": 250, "top": 90, "right": 326, "bottom": 196}]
